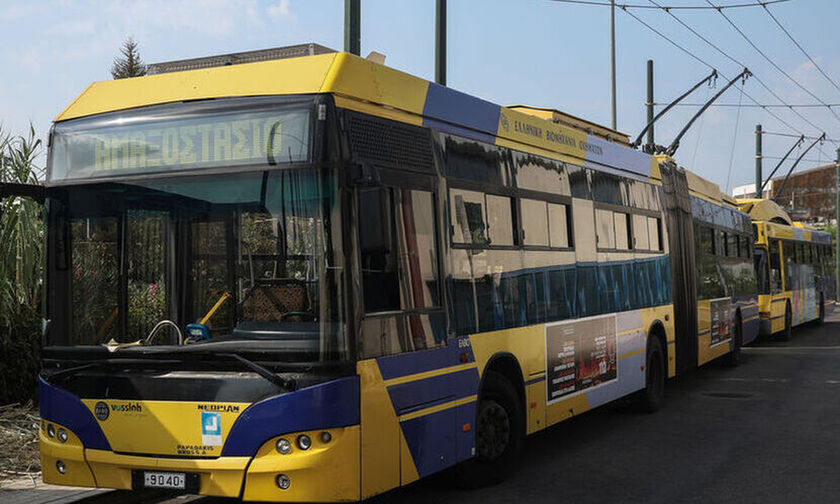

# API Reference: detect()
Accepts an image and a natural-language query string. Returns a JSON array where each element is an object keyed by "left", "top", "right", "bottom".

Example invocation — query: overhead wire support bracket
[
  {"left": 757, "top": 134, "right": 804, "bottom": 197},
  {"left": 772, "top": 133, "right": 826, "bottom": 203},
  {"left": 633, "top": 68, "right": 718, "bottom": 153},
  {"left": 666, "top": 67, "right": 751, "bottom": 157}
]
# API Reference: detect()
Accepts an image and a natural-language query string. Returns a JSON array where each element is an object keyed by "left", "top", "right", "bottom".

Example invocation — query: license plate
[{"left": 143, "top": 471, "right": 186, "bottom": 489}]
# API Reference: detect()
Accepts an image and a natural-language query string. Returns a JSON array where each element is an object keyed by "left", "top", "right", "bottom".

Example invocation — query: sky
[{"left": 1, "top": 0, "right": 839, "bottom": 192}]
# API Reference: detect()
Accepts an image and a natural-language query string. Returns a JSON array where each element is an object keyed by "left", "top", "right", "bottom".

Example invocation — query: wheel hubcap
[{"left": 476, "top": 401, "right": 510, "bottom": 461}]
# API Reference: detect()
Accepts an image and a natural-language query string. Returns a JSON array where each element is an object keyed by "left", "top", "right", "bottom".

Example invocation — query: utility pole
[
  {"left": 610, "top": 0, "right": 617, "bottom": 130},
  {"left": 836, "top": 148, "right": 839, "bottom": 301},
  {"left": 755, "top": 124, "right": 762, "bottom": 198},
  {"left": 646, "top": 60, "right": 654, "bottom": 146},
  {"left": 435, "top": 0, "right": 446, "bottom": 86},
  {"left": 344, "top": 0, "right": 361, "bottom": 55}
]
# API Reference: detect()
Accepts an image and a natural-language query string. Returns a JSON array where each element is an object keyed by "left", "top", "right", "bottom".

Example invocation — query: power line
[
  {"left": 652, "top": 102, "right": 840, "bottom": 109},
  {"left": 549, "top": 0, "right": 790, "bottom": 9},
  {"left": 646, "top": 0, "right": 833, "bottom": 138},
  {"left": 621, "top": 6, "right": 823, "bottom": 141},
  {"left": 762, "top": 3, "right": 840, "bottom": 97},
  {"left": 762, "top": 130, "right": 840, "bottom": 144},
  {"left": 763, "top": 155, "right": 828, "bottom": 164},
  {"left": 706, "top": 0, "right": 840, "bottom": 127}
]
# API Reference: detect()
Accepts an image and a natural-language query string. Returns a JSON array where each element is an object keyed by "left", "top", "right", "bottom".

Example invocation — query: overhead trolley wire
[
  {"left": 652, "top": 102, "right": 840, "bottom": 108},
  {"left": 620, "top": 6, "right": 820, "bottom": 141},
  {"left": 761, "top": 3, "right": 840, "bottom": 97},
  {"left": 762, "top": 130, "right": 840, "bottom": 143},
  {"left": 644, "top": 0, "right": 833, "bottom": 140},
  {"left": 705, "top": 0, "right": 840, "bottom": 128},
  {"left": 549, "top": 0, "right": 791, "bottom": 9}
]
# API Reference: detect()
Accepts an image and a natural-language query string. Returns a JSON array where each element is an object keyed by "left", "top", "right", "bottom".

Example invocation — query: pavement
[{"left": 3, "top": 311, "right": 838, "bottom": 504}]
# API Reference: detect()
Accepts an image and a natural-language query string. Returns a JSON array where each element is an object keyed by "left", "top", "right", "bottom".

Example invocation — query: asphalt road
[
  {"left": 44, "top": 311, "right": 840, "bottom": 504},
  {"left": 366, "top": 311, "right": 840, "bottom": 504}
]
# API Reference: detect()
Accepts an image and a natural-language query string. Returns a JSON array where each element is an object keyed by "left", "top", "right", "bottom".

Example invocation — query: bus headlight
[
  {"left": 57, "top": 428, "right": 68, "bottom": 443},
  {"left": 275, "top": 438, "right": 292, "bottom": 454},
  {"left": 56, "top": 460, "right": 66, "bottom": 474},
  {"left": 47, "top": 424, "right": 55, "bottom": 438},
  {"left": 296, "top": 434, "right": 311, "bottom": 450},
  {"left": 320, "top": 431, "right": 332, "bottom": 443}
]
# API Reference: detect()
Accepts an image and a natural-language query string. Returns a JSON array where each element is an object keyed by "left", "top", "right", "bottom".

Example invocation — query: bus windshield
[{"left": 45, "top": 167, "right": 347, "bottom": 360}]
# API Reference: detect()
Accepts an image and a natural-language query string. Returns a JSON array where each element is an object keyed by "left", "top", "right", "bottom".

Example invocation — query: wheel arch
[{"left": 480, "top": 352, "right": 526, "bottom": 412}]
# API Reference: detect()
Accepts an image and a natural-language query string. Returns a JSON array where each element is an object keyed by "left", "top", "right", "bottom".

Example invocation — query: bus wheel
[
  {"left": 725, "top": 313, "right": 743, "bottom": 367},
  {"left": 635, "top": 336, "right": 665, "bottom": 413},
  {"left": 779, "top": 302, "right": 792, "bottom": 341},
  {"left": 456, "top": 370, "right": 524, "bottom": 487}
]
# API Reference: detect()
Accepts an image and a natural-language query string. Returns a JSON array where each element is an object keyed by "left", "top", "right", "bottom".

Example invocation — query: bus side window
[
  {"left": 358, "top": 187, "right": 400, "bottom": 313},
  {"left": 359, "top": 187, "right": 445, "bottom": 358},
  {"left": 769, "top": 240, "right": 782, "bottom": 293},
  {"left": 782, "top": 241, "right": 794, "bottom": 290}
]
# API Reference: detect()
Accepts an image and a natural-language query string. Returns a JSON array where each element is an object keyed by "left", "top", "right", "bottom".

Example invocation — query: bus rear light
[{"left": 275, "top": 474, "right": 291, "bottom": 490}]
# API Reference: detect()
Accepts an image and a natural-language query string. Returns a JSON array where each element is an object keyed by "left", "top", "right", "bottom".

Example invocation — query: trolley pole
[
  {"left": 646, "top": 60, "right": 654, "bottom": 146},
  {"left": 344, "top": 0, "right": 361, "bottom": 55},
  {"left": 610, "top": 0, "right": 617, "bottom": 130},
  {"left": 435, "top": 0, "right": 446, "bottom": 86},
  {"left": 755, "top": 124, "right": 762, "bottom": 198},
  {"left": 836, "top": 148, "right": 839, "bottom": 302}
]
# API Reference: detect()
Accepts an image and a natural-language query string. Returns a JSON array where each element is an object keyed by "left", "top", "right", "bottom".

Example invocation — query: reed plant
[{"left": 0, "top": 126, "right": 44, "bottom": 404}]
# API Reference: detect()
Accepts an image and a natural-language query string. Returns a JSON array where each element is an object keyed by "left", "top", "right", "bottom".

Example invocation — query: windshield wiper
[{"left": 220, "top": 352, "right": 297, "bottom": 391}]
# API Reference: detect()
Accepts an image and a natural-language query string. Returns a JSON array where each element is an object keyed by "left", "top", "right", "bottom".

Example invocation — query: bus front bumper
[{"left": 40, "top": 423, "right": 361, "bottom": 502}]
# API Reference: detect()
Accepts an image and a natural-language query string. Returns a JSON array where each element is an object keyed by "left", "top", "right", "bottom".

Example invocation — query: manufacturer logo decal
[
  {"left": 94, "top": 401, "right": 109, "bottom": 421},
  {"left": 201, "top": 411, "right": 222, "bottom": 446},
  {"left": 197, "top": 404, "right": 240, "bottom": 413}
]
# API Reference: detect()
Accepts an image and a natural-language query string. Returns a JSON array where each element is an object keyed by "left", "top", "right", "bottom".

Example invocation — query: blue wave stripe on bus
[
  {"left": 400, "top": 401, "right": 476, "bottom": 478},
  {"left": 448, "top": 255, "right": 673, "bottom": 336},
  {"left": 221, "top": 376, "right": 359, "bottom": 457},
  {"left": 39, "top": 377, "right": 110, "bottom": 450},
  {"left": 422, "top": 82, "right": 502, "bottom": 137},
  {"left": 386, "top": 368, "right": 479, "bottom": 415},
  {"left": 377, "top": 339, "right": 476, "bottom": 381}
]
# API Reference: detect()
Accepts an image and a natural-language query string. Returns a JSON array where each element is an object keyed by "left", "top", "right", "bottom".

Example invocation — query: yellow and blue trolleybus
[
  {"left": 739, "top": 198, "right": 833, "bottom": 339},
  {"left": 37, "top": 48, "right": 757, "bottom": 501}
]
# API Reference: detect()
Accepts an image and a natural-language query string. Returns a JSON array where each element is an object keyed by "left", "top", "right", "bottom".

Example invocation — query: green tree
[{"left": 111, "top": 37, "right": 147, "bottom": 79}]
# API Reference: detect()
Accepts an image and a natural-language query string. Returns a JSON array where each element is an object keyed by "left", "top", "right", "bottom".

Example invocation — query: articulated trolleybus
[
  {"left": 739, "top": 198, "right": 834, "bottom": 339},
  {"left": 39, "top": 47, "right": 755, "bottom": 501}
]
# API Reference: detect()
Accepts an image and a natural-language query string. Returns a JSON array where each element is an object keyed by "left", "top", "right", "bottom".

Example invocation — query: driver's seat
[{"left": 241, "top": 279, "right": 310, "bottom": 322}]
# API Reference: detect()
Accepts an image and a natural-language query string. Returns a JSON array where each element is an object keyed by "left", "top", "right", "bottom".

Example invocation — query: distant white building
[{"left": 732, "top": 181, "right": 773, "bottom": 200}]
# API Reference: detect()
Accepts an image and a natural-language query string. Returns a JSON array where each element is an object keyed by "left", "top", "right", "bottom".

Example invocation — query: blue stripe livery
[
  {"left": 39, "top": 376, "right": 110, "bottom": 450},
  {"left": 222, "top": 376, "right": 359, "bottom": 456}
]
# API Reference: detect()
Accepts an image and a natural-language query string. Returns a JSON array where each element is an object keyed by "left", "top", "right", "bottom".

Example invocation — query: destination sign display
[{"left": 50, "top": 107, "right": 310, "bottom": 181}]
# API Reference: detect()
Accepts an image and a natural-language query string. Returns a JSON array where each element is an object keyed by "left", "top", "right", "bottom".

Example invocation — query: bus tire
[
  {"left": 635, "top": 335, "right": 665, "bottom": 413},
  {"left": 779, "top": 301, "right": 792, "bottom": 341},
  {"left": 456, "top": 370, "right": 524, "bottom": 487},
  {"left": 725, "top": 312, "right": 743, "bottom": 367}
]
